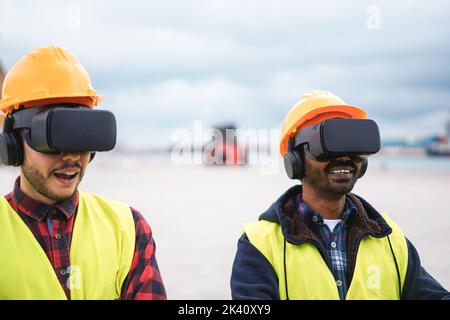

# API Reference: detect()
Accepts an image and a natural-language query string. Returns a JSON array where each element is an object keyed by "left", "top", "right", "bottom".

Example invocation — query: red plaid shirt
[{"left": 4, "top": 178, "right": 167, "bottom": 300}]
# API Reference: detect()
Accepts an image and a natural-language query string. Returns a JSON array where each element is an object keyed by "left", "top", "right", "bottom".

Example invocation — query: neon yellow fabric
[
  {"left": 0, "top": 191, "right": 135, "bottom": 300},
  {"left": 244, "top": 213, "right": 408, "bottom": 300}
]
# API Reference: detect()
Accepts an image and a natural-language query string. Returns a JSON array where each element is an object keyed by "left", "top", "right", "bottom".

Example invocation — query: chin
[
  {"left": 50, "top": 192, "right": 76, "bottom": 202},
  {"left": 48, "top": 186, "right": 77, "bottom": 201},
  {"left": 332, "top": 185, "right": 355, "bottom": 194},
  {"left": 326, "top": 180, "right": 356, "bottom": 193}
]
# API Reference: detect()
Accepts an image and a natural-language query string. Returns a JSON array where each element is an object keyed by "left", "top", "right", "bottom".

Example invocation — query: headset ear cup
[
  {"left": 284, "top": 152, "right": 297, "bottom": 179},
  {"left": 284, "top": 150, "right": 304, "bottom": 180},
  {"left": 0, "top": 131, "right": 23, "bottom": 167},
  {"left": 358, "top": 159, "right": 368, "bottom": 178},
  {"left": 0, "top": 132, "right": 10, "bottom": 166}
]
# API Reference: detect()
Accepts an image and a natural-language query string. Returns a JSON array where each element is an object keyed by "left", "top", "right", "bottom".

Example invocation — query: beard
[{"left": 21, "top": 160, "right": 84, "bottom": 202}]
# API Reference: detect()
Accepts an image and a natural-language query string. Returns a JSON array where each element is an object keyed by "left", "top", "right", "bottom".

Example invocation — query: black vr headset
[
  {"left": 284, "top": 118, "right": 381, "bottom": 179},
  {"left": 0, "top": 105, "right": 117, "bottom": 166}
]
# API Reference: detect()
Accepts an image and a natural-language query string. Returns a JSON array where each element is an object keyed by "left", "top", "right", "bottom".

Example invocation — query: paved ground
[{"left": 1, "top": 159, "right": 449, "bottom": 299}]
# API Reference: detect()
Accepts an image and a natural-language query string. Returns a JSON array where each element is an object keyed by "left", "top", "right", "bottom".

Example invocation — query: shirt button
[
  {"left": 312, "top": 216, "right": 318, "bottom": 222},
  {"left": 60, "top": 269, "right": 67, "bottom": 276},
  {"left": 330, "top": 241, "right": 337, "bottom": 248},
  {"left": 336, "top": 280, "right": 343, "bottom": 287},
  {"left": 55, "top": 234, "right": 62, "bottom": 240}
]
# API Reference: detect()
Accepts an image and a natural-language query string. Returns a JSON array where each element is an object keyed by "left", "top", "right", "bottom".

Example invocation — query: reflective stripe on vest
[
  {"left": 0, "top": 191, "right": 135, "bottom": 300},
  {"left": 244, "top": 213, "right": 408, "bottom": 300}
]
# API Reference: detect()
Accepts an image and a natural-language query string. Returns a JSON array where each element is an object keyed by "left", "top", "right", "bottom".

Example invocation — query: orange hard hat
[
  {"left": 0, "top": 45, "right": 103, "bottom": 114},
  {"left": 279, "top": 90, "right": 367, "bottom": 156}
]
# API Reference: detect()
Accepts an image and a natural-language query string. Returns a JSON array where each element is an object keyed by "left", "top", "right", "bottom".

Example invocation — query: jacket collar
[{"left": 259, "top": 185, "right": 392, "bottom": 245}]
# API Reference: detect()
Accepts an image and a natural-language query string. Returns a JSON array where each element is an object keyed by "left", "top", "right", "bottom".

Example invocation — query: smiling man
[
  {"left": 231, "top": 90, "right": 449, "bottom": 300},
  {"left": 0, "top": 46, "right": 166, "bottom": 300}
]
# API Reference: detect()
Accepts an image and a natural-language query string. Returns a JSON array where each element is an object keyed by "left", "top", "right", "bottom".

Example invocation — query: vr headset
[
  {"left": 294, "top": 118, "right": 380, "bottom": 161},
  {"left": 284, "top": 118, "right": 380, "bottom": 179},
  {"left": 0, "top": 105, "right": 116, "bottom": 166}
]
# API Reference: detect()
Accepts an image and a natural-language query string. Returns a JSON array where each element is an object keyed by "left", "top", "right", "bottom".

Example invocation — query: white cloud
[{"left": 1, "top": 0, "right": 450, "bottom": 146}]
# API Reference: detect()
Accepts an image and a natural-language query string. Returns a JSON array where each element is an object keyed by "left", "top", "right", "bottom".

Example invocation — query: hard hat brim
[{"left": 0, "top": 95, "right": 105, "bottom": 114}]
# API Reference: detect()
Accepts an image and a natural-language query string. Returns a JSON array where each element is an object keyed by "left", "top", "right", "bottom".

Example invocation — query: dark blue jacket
[{"left": 231, "top": 185, "right": 450, "bottom": 300}]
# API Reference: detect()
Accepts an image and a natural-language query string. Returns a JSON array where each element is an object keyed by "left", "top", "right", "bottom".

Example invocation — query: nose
[
  {"left": 334, "top": 155, "right": 363, "bottom": 163},
  {"left": 336, "top": 156, "right": 351, "bottom": 161},
  {"left": 333, "top": 156, "right": 354, "bottom": 163},
  {"left": 61, "top": 152, "right": 81, "bottom": 162}
]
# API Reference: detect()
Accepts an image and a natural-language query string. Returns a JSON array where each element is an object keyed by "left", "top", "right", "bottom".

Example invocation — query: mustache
[
  {"left": 50, "top": 162, "right": 83, "bottom": 175},
  {"left": 325, "top": 159, "right": 356, "bottom": 172}
]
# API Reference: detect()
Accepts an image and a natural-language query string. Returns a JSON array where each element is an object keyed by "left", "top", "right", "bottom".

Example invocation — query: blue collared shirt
[{"left": 295, "top": 194, "right": 357, "bottom": 300}]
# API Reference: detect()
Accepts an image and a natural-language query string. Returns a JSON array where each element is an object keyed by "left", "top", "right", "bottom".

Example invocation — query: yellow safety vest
[
  {"left": 0, "top": 191, "right": 135, "bottom": 300},
  {"left": 244, "top": 213, "right": 408, "bottom": 300}
]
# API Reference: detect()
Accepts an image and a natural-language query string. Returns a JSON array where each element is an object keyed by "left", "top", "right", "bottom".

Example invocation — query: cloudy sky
[{"left": 1, "top": 0, "right": 450, "bottom": 147}]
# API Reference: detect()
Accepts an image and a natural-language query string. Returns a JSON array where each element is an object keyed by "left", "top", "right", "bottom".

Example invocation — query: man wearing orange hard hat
[
  {"left": 231, "top": 90, "right": 449, "bottom": 300},
  {"left": 0, "top": 46, "right": 166, "bottom": 300}
]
